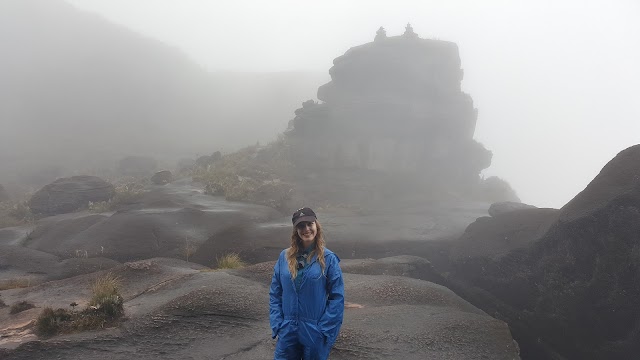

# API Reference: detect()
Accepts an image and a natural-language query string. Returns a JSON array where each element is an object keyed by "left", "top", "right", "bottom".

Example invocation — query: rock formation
[
  {"left": 28, "top": 176, "right": 115, "bottom": 215},
  {"left": 286, "top": 28, "right": 493, "bottom": 199},
  {"left": 194, "top": 151, "right": 222, "bottom": 169},
  {"left": 150, "top": 170, "right": 173, "bottom": 185},
  {"left": 448, "top": 144, "right": 640, "bottom": 359},
  {"left": 488, "top": 201, "right": 537, "bottom": 217}
]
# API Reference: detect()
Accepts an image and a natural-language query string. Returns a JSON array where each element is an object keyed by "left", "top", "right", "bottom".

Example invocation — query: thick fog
[{"left": 2, "top": 0, "right": 639, "bottom": 208}]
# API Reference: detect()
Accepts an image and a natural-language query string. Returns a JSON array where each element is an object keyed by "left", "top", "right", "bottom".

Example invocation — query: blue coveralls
[{"left": 269, "top": 248, "right": 344, "bottom": 360}]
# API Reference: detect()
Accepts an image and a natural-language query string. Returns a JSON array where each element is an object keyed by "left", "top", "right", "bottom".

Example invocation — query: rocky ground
[
  {"left": 0, "top": 257, "right": 519, "bottom": 360},
  {"left": 0, "top": 177, "right": 520, "bottom": 359}
]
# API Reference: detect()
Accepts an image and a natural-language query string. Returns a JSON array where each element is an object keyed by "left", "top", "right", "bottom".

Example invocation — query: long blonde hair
[{"left": 286, "top": 220, "right": 326, "bottom": 279}]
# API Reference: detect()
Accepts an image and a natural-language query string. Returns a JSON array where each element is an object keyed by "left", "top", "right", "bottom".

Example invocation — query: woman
[{"left": 270, "top": 207, "right": 344, "bottom": 360}]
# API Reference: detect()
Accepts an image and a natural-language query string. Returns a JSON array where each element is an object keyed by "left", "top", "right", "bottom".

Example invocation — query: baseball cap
[{"left": 292, "top": 207, "right": 317, "bottom": 227}]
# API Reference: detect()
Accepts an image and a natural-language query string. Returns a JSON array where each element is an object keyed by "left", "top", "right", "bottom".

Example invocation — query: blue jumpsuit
[{"left": 269, "top": 248, "right": 344, "bottom": 360}]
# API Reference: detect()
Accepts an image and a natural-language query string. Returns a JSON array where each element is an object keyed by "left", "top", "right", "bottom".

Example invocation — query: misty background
[{"left": 2, "top": 0, "right": 639, "bottom": 208}]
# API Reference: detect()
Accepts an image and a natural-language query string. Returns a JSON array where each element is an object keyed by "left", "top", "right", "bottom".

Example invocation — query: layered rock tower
[{"left": 287, "top": 25, "right": 492, "bottom": 194}]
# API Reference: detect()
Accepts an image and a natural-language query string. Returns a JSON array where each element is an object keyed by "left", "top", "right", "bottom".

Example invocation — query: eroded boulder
[
  {"left": 28, "top": 176, "right": 115, "bottom": 215},
  {"left": 150, "top": 170, "right": 173, "bottom": 185}
]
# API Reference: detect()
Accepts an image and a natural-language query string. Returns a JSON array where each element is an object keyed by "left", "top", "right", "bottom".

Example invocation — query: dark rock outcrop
[
  {"left": 150, "top": 170, "right": 173, "bottom": 185},
  {"left": 450, "top": 208, "right": 559, "bottom": 263},
  {"left": 28, "top": 176, "right": 115, "bottom": 215},
  {"left": 194, "top": 151, "right": 222, "bottom": 169},
  {"left": 176, "top": 158, "right": 196, "bottom": 172},
  {"left": 0, "top": 184, "right": 9, "bottom": 202},
  {"left": 449, "top": 144, "right": 640, "bottom": 359},
  {"left": 488, "top": 201, "right": 537, "bottom": 218}
]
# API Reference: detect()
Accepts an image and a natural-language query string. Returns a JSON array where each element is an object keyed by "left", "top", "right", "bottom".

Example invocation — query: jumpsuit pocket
[{"left": 275, "top": 319, "right": 290, "bottom": 339}]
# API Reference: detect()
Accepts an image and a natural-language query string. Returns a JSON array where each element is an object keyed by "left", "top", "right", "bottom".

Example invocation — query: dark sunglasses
[{"left": 296, "top": 221, "right": 315, "bottom": 230}]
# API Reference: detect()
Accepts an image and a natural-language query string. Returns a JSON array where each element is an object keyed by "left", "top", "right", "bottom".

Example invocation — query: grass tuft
[
  {"left": 216, "top": 252, "right": 246, "bottom": 269},
  {"left": 0, "top": 277, "right": 33, "bottom": 291},
  {"left": 89, "top": 181, "right": 145, "bottom": 213}
]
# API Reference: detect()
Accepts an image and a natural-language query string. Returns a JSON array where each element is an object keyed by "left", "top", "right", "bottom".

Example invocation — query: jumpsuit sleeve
[
  {"left": 269, "top": 252, "right": 285, "bottom": 339},
  {"left": 318, "top": 253, "right": 344, "bottom": 341}
]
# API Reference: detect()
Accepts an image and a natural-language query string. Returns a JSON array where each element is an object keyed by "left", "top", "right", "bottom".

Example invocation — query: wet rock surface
[{"left": 1, "top": 259, "right": 520, "bottom": 359}]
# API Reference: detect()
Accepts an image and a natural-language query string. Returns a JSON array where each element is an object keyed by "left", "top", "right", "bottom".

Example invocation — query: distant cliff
[{"left": 0, "top": 0, "right": 324, "bottom": 187}]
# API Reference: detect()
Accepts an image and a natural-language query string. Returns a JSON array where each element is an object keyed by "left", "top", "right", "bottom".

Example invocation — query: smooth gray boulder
[
  {"left": 28, "top": 176, "right": 115, "bottom": 216},
  {"left": 150, "top": 170, "right": 173, "bottom": 185}
]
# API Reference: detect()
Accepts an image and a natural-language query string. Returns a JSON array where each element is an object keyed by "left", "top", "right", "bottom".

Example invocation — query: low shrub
[
  {"left": 34, "top": 273, "right": 125, "bottom": 337},
  {"left": 0, "top": 201, "right": 34, "bottom": 229},
  {"left": 10, "top": 300, "right": 35, "bottom": 314},
  {"left": 35, "top": 307, "right": 73, "bottom": 336},
  {"left": 88, "top": 182, "right": 145, "bottom": 213},
  {"left": 192, "top": 141, "right": 296, "bottom": 211}
]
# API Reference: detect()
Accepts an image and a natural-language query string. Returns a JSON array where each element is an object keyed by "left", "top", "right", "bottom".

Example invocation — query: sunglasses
[{"left": 296, "top": 221, "right": 315, "bottom": 230}]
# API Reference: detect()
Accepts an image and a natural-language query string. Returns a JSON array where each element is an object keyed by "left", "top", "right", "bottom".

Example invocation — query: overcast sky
[{"left": 65, "top": 0, "right": 640, "bottom": 208}]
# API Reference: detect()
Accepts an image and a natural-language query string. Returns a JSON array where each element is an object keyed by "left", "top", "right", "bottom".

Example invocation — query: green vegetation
[
  {"left": 216, "top": 252, "right": 246, "bottom": 269},
  {"left": 184, "top": 236, "right": 197, "bottom": 262},
  {"left": 34, "top": 272, "right": 124, "bottom": 337},
  {"left": 192, "top": 140, "right": 295, "bottom": 211},
  {"left": 89, "top": 181, "right": 145, "bottom": 212},
  {"left": 10, "top": 300, "right": 35, "bottom": 314},
  {"left": 0, "top": 201, "right": 34, "bottom": 229},
  {"left": 0, "top": 277, "right": 33, "bottom": 291}
]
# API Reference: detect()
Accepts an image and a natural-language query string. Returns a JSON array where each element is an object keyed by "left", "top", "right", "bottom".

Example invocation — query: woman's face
[{"left": 296, "top": 221, "right": 317, "bottom": 247}]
